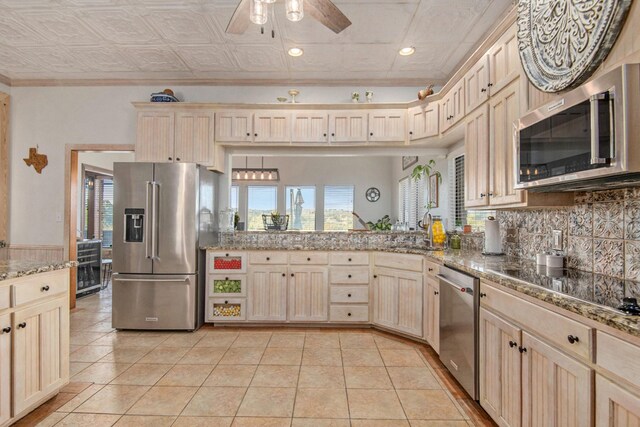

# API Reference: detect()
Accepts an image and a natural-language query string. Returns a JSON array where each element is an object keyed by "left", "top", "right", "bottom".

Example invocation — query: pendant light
[
  {"left": 232, "top": 156, "right": 280, "bottom": 182},
  {"left": 250, "top": 0, "right": 267, "bottom": 25},
  {"left": 286, "top": 0, "right": 304, "bottom": 22}
]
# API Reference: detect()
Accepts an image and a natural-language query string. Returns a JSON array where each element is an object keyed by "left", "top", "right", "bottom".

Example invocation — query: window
[
  {"left": 247, "top": 186, "right": 277, "bottom": 231},
  {"left": 324, "top": 185, "right": 354, "bottom": 231},
  {"left": 230, "top": 185, "right": 239, "bottom": 213},
  {"left": 449, "top": 155, "right": 494, "bottom": 231},
  {"left": 82, "top": 171, "right": 113, "bottom": 247},
  {"left": 285, "top": 186, "right": 316, "bottom": 231}
]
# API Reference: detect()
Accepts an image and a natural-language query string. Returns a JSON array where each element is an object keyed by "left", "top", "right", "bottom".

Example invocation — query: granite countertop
[
  {"left": 0, "top": 259, "right": 78, "bottom": 282},
  {"left": 202, "top": 244, "right": 640, "bottom": 337}
]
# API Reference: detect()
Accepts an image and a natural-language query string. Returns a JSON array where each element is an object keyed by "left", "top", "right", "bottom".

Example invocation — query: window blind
[
  {"left": 399, "top": 177, "right": 410, "bottom": 224},
  {"left": 286, "top": 186, "right": 316, "bottom": 231},
  {"left": 324, "top": 185, "right": 354, "bottom": 231},
  {"left": 230, "top": 185, "right": 239, "bottom": 212},
  {"left": 100, "top": 179, "right": 113, "bottom": 247},
  {"left": 247, "top": 186, "right": 277, "bottom": 231},
  {"left": 454, "top": 156, "right": 466, "bottom": 229}
]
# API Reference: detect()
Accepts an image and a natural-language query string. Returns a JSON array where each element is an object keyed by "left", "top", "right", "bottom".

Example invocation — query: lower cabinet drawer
[
  {"left": 330, "top": 305, "right": 369, "bottom": 322},
  {"left": 208, "top": 274, "right": 247, "bottom": 297},
  {"left": 0, "top": 285, "right": 10, "bottom": 310},
  {"left": 330, "top": 286, "right": 369, "bottom": 303},
  {"left": 596, "top": 331, "right": 640, "bottom": 384},
  {"left": 12, "top": 269, "right": 68, "bottom": 307},
  {"left": 374, "top": 253, "right": 423, "bottom": 272},
  {"left": 330, "top": 267, "right": 369, "bottom": 284},
  {"left": 330, "top": 252, "right": 370, "bottom": 265},
  {"left": 289, "top": 252, "right": 329, "bottom": 265},
  {"left": 248, "top": 252, "right": 288, "bottom": 265},
  {"left": 207, "top": 298, "right": 246, "bottom": 322}
]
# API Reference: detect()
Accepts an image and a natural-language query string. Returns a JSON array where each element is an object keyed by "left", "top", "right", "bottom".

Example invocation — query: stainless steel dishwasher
[{"left": 438, "top": 265, "right": 479, "bottom": 400}]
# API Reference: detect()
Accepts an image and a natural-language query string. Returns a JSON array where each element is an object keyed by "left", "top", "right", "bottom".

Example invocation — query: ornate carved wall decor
[{"left": 517, "top": 0, "right": 633, "bottom": 92}]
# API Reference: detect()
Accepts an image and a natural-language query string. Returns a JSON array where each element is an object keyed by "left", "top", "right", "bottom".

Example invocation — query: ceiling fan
[{"left": 226, "top": 0, "right": 352, "bottom": 35}]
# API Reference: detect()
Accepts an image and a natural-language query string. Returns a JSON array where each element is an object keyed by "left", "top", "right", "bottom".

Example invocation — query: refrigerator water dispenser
[{"left": 124, "top": 208, "right": 144, "bottom": 242}]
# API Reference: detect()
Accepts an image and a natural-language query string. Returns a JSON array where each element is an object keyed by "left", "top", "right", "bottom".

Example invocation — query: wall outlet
[
  {"left": 55, "top": 213, "right": 62, "bottom": 223},
  {"left": 506, "top": 228, "right": 518, "bottom": 243},
  {"left": 552, "top": 229, "right": 563, "bottom": 251}
]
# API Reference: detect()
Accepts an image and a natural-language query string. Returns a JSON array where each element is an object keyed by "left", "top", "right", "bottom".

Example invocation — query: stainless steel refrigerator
[{"left": 112, "top": 162, "right": 217, "bottom": 331}]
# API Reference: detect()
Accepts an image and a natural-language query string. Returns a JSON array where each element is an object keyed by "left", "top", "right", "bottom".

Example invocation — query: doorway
[{"left": 64, "top": 145, "right": 135, "bottom": 309}]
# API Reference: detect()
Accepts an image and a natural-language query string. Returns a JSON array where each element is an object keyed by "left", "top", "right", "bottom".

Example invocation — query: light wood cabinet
[
  {"left": 372, "top": 268, "right": 423, "bottom": 337},
  {"left": 408, "top": 103, "right": 439, "bottom": 141},
  {"left": 423, "top": 277, "right": 440, "bottom": 354},
  {"left": 441, "top": 79, "right": 466, "bottom": 133},
  {"left": 596, "top": 375, "right": 640, "bottom": 427},
  {"left": 247, "top": 266, "right": 287, "bottom": 321},
  {"left": 488, "top": 25, "right": 521, "bottom": 95},
  {"left": 12, "top": 296, "right": 69, "bottom": 417},
  {"left": 215, "top": 111, "right": 253, "bottom": 142},
  {"left": 135, "top": 111, "right": 174, "bottom": 162},
  {"left": 464, "top": 104, "right": 490, "bottom": 207},
  {"left": 488, "top": 82, "right": 524, "bottom": 206},
  {"left": 521, "top": 331, "right": 593, "bottom": 427},
  {"left": 0, "top": 313, "right": 10, "bottom": 425},
  {"left": 367, "top": 110, "right": 406, "bottom": 142},
  {"left": 291, "top": 112, "right": 328, "bottom": 143},
  {"left": 135, "top": 109, "right": 216, "bottom": 167},
  {"left": 253, "top": 111, "right": 291, "bottom": 143},
  {"left": 288, "top": 267, "right": 328, "bottom": 322},
  {"left": 329, "top": 112, "right": 368, "bottom": 143},
  {"left": 479, "top": 307, "right": 522, "bottom": 427},
  {"left": 465, "top": 55, "right": 490, "bottom": 113}
]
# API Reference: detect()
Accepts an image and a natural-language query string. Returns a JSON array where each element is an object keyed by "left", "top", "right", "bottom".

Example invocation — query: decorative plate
[
  {"left": 517, "top": 0, "right": 632, "bottom": 93},
  {"left": 365, "top": 187, "right": 380, "bottom": 202},
  {"left": 150, "top": 93, "right": 179, "bottom": 102}
]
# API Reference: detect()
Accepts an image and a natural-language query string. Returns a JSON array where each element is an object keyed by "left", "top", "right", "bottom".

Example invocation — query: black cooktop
[{"left": 487, "top": 264, "right": 640, "bottom": 316}]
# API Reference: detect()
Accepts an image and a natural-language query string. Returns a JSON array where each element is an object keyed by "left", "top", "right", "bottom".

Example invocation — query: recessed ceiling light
[
  {"left": 288, "top": 47, "right": 304, "bottom": 57},
  {"left": 399, "top": 47, "right": 415, "bottom": 56}
]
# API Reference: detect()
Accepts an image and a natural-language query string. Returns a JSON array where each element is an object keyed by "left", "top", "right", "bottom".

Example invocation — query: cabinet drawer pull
[
  {"left": 348, "top": 312, "right": 352, "bottom": 317},
  {"left": 509, "top": 341, "right": 517, "bottom": 348},
  {"left": 42, "top": 285, "right": 50, "bottom": 292},
  {"left": 479, "top": 292, "right": 486, "bottom": 298},
  {"left": 307, "top": 257, "right": 311, "bottom": 261},
  {"left": 567, "top": 335, "right": 580, "bottom": 344},
  {"left": 225, "top": 253, "right": 229, "bottom": 257},
  {"left": 518, "top": 346, "right": 527, "bottom": 353},
  {"left": 17, "top": 322, "right": 26, "bottom": 329},
  {"left": 348, "top": 293, "right": 352, "bottom": 297},
  {"left": 266, "top": 257, "right": 270, "bottom": 261},
  {"left": 348, "top": 274, "right": 352, "bottom": 278},
  {"left": 224, "top": 300, "right": 229, "bottom": 304},
  {"left": 1, "top": 327, "right": 10, "bottom": 334}
]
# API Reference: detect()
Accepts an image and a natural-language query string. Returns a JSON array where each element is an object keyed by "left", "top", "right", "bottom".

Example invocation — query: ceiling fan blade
[
  {"left": 305, "top": 0, "right": 352, "bottom": 34},
  {"left": 226, "top": 0, "right": 251, "bottom": 34}
]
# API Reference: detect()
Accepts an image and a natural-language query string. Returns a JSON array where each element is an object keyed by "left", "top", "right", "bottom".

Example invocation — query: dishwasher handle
[{"left": 437, "top": 274, "right": 475, "bottom": 295}]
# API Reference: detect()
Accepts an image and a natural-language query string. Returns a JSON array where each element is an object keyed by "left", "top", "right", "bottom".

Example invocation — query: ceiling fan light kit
[
  {"left": 286, "top": 0, "right": 304, "bottom": 22},
  {"left": 250, "top": 0, "right": 268, "bottom": 25}
]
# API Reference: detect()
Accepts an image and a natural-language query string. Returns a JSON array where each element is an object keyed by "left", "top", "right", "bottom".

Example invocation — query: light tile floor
[{"left": 17, "top": 287, "right": 494, "bottom": 427}]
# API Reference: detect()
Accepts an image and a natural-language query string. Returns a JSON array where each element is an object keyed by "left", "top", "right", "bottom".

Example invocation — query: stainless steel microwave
[{"left": 515, "top": 64, "right": 640, "bottom": 191}]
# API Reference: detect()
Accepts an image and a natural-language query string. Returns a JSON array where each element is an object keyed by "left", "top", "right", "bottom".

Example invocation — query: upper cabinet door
[
  {"left": 135, "top": 111, "right": 175, "bottom": 162},
  {"left": 291, "top": 112, "right": 328, "bottom": 143},
  {"left": 367, "top": 110, "right": 406, "bottom": 142},
  {"left": 215, "top": 111, "right": 253, "bottom": 142},
  {"left": 465, "top": 55, "right": 490, "bottom": 113},
  {"left": 465, "top": 104, "right": 490, "bottom": 208},
  {"left": 329, "top": 112, "right": 368, "bottom": 143},
  {"left": 451, "top": 80, "right": 466, "bottom": 125},
  {"left": 174, "top": 111, "right": 214, "bottom": 165},
  {"left": 408, "top": 103, "right": 439, "bottom": 141},
  {"left": 253, "top": 111, "right": 291, "bottom": 143},
  {"left": 488, "top": 24, "right": 520, "bottom": 95}
]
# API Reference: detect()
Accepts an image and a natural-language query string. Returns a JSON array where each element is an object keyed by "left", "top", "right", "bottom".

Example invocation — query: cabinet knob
[
  {"left": 331, "top": 133, "right": 335, "bottom": 137},
  {"left": 509, "top": 341, "right": 517, "bottom": 348},
  {"left": 282, "top": 273, "right": 286, "bottom": 277},
  {"left": 434, "top": 291, "right": 439, "bottom": 295},
  {"left": 323, "top": 133, "right": 327, "bottom": 137},
  {"left": 176, "top": 157, "right": 181, "bottom": 161},
  {"left": 17, "top": 322, "right": 26, "bottom": 329},
  {"left": 373, "top": 275, "right": 377, "bottom": 278},
  {"left": 1, "top": 327, "right": 10, "bottom": 334},
  {"left": 266, "top": 257, "right": 270, "bottom": 261},
  {"left": 246, "top": 132, "right": 250, "bottom": 136},
  {"left": 225, "top": 253, "right": 229, "bottom": 257},
  {"left": 41, "top": 285, "right": 50, "bottom": 292},
  {"left": 487, "top": 83, "right": 493, "bottom": 87},
  {"left": 307, "top": 257, "right": 311, "bottom": 261},
  {"left": 370, "top": 132, "right": 373, "bottom": 136},
  {"left": 348, "top": 274, "right": 352, "bottom": 278},
  {"left": 348, "top": 312, "right": 352, "bottom": 317},
  {"left": 409, "top": 131, "right": 413, "bottom": 135},
  {"left": 348, "top": 258, "right": 352, "bottom": 262},
  {"left": 480, "top": 193, "right": 486, "bottom": 198},
  {"left": 348, "top": 294, "right": 352, "bottom": 297},
  {"left": 224, "top": 300, "right": 229, "bottom": 304},
  {"left": 488, "top": 192, "right": 494, "bottom": 197},
  {"left": 254, "top": 133, "right": 258, "bottom": 137},
  {"left": 168, "top": 157, "right": 172, "bottom": 161},
  {"left": 480, "top": 292, "right": 487, "bottom": 298},
  {"left": 518, "top": 346, "right": 527, "bottom": 353},
  {"left": 481, "top": 88, "right": 487, "bottom": 93},
  {"left": 225, "top": 277, "right": 229, "bottom": 280},
  {"left": 567, "top": 335, "right": 580, "bottom": 344},
  {"left": 291, "top": 273, "right": 294, "bottom": 277},
  {"left": 428, "top": 268, "right": 433, "bottom": 272}
]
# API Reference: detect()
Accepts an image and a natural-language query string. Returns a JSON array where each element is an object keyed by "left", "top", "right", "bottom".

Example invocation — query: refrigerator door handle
[
  {"left": 151, "top": 181, "right": 160, "bottom": 260},
  {"left": 145, "top": 181, "right": 153, "bottom": 259}
]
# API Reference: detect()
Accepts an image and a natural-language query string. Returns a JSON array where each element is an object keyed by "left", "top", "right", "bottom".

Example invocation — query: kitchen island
[
  {"left": 0, "top": 259, "right": 74, "bottom": 427},
  {"left": 204, "top": 231, "right": 640, "bottom": 426}
]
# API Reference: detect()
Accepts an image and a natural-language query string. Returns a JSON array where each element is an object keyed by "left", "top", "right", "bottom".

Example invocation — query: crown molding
[{"left": 8, "top": 77, "right": 446, "bottom": 88}]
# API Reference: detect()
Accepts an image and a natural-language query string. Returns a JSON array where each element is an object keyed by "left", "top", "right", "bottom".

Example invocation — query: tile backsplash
[{"left": 497, "top": 188, "right": 640, "bottom": 279}]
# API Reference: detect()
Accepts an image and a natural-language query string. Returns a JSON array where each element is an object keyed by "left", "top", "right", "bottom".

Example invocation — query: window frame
[
  {"left": 285, "top": 185, "right": 317, "bottom": 231},
  {"left": 323, "top": 185, "right": 355, "bottom": 231},
  {"left": 80, "top": 164, "right": 113, "bottom": 247},
  {"left": 246, "top": 185, "right": 278, "bottom": 231}
]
